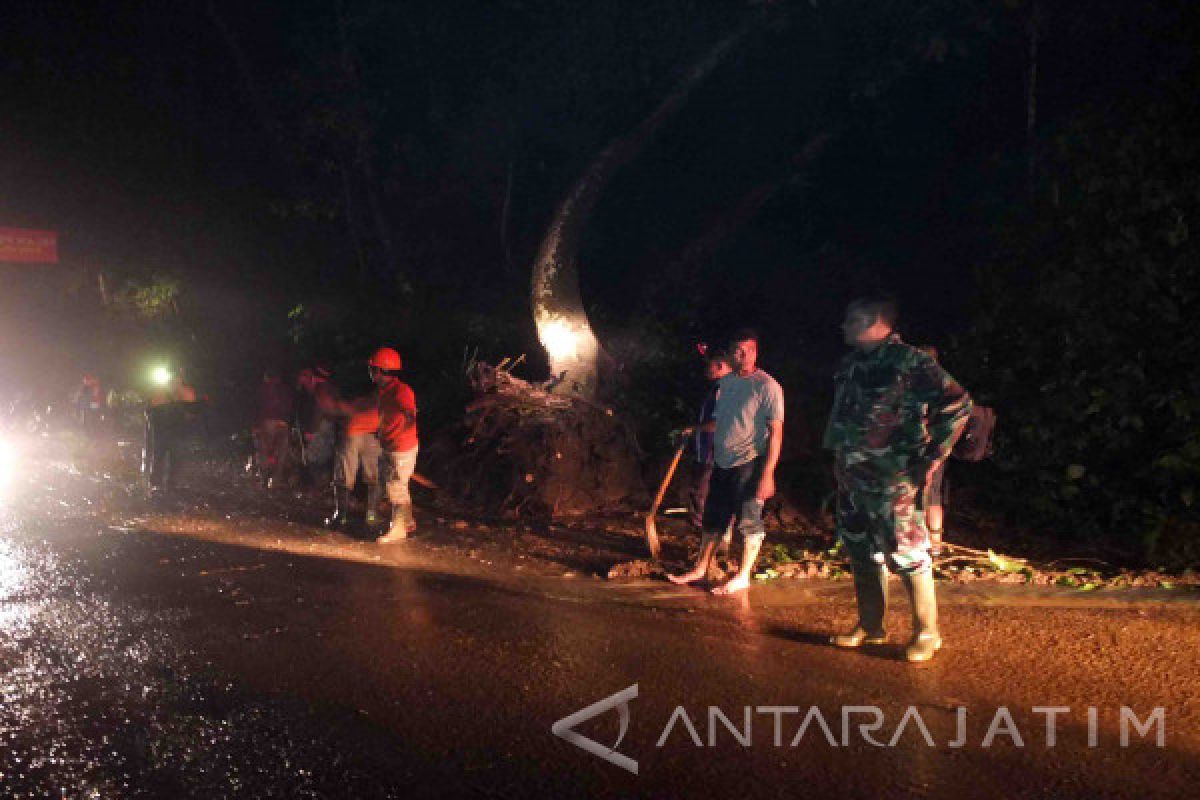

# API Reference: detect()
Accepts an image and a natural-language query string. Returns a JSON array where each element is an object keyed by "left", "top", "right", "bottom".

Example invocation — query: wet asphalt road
[{"left": 1, "top": 433, "right": 1198, "bottom": 798}]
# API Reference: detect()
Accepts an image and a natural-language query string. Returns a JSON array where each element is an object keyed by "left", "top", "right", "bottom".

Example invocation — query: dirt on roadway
[{"left": 0, "top": 430, "right": 1196, "bottom": 798}]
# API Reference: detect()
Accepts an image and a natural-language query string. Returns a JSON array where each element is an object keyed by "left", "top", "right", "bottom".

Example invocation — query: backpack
[{"left": 951, "top": 404, "right": 996, "bottom": 462}]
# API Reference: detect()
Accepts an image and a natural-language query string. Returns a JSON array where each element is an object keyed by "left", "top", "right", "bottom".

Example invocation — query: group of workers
[
  {"left": 130, "top": 293, "right": 967, "bottom": 663},
  {"left": 669, "top": 294, "right": 972, "bottom": 663},
  {"left": 128, "top": 345, "right": 418, "bottom": 543},
  {"left": 252, "top": 347, "right": 420, "bottom": 542}
]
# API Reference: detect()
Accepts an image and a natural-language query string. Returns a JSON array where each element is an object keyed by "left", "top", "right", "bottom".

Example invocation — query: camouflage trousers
[{"left": 834, "top": 462, "right": 932, "bottom": 577}]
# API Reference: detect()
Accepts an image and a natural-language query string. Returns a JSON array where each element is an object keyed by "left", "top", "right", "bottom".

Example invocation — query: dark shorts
[
  {"left": 702, "top": 457, "right": 766, "bottom": 540},
  {"left": 687, "top": 461, "right": 714, "bottom": 528},
  {"left": 921, "top": 461, "right": 945, "bottom": 508}
]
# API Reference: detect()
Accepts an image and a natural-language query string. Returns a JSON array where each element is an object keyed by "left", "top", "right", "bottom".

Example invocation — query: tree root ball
[{"left": 424, "top": 363, "right": 645, "bottom": 517}]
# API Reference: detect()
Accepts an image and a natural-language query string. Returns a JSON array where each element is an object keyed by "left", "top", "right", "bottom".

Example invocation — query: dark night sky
[{"left": 2, "top": 0, "right": 1194, "bottom": 384}]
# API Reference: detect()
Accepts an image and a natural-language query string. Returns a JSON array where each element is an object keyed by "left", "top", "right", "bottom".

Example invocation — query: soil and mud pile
[{"left": 427, "top": 362, "right": 645, "bottom": 517}]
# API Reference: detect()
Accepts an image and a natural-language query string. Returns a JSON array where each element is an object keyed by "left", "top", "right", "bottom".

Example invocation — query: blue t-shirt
[{"left": 712, "top": 369, "right": 784, "bottom": 469}]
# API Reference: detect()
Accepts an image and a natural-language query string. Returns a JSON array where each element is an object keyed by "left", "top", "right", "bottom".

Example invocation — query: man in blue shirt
[{"left": 669, "top": 330, "right": 785, "bottom": 595}]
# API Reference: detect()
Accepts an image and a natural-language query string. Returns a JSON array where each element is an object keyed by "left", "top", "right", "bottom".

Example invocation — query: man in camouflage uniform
[{"left": 824, "top": 296, "right": 972, "bottom": 662}]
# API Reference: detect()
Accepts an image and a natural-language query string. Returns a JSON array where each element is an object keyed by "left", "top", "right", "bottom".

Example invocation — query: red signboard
[{"left": 0, "top": 227, "right": 59, "bottom": 263}]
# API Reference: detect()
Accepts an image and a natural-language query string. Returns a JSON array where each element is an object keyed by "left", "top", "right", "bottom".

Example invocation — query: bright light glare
[
  {"left": 0, "top": 436, "right": 16, "bottom": 504},
  {"left": 539, "top": 319, "right": 579, "bottom": 363},
  {"left": 150, "top": 366, "right": 172, "bottom": 387}
]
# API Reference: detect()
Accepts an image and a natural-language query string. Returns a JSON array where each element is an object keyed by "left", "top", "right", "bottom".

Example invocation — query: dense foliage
[
  {"left": 954, "top": 92, "right": 1200, "bottom": 564},
  {"left": 7, "top": 1, "right": 1198, "bottom": 564}
]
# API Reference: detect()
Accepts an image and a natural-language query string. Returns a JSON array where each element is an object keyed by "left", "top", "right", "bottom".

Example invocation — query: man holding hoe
[{"left": 668, "top": 329, "right": 784, "bottom": 595}]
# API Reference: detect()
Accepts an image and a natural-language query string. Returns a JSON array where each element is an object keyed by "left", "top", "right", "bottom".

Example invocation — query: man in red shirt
[
  {"left": 327, "top": 391, "right": 383, "bottom": 529},
  {"left": 295, "top": 366, "right": 338, "bottom": 488},
  {"left": 369, "top": 347, "right": 419, "bottom": 542},
  {"left": 74, "top": 374, "right": 104, "bottom": 429},
  {"left": 255, "top": 368, "right": 294, "bottom": 489}
]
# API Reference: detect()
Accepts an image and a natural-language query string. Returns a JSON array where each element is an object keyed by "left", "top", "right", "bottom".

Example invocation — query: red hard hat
[{"left": 368, "top": 347, "right": 402, "bottom": 371}]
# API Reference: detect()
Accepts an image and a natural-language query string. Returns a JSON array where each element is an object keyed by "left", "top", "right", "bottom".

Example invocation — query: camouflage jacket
[{"left": 823, "top": 334, "right": 972, "bottom": 484}]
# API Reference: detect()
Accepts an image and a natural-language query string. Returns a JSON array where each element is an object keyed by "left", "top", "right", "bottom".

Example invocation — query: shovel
[
  {"left": 644, "top": 441, "right": 687, "bottom": 562},
  {"left": 411, "top": 472, "right": 439, "bottom": 490}
]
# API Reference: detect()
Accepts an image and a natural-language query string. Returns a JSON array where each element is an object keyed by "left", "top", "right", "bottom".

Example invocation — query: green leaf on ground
[{"left": 987, "top": 549, "right": 1023, "bottom": 573}]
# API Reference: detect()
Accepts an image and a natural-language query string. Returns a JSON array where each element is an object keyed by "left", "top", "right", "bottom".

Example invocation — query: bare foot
[
  {"left": 667, "top": 568, "right": 707, "bottom": 585},
  {"left": 711, "top": 575, "right": 751, "bottom": 595}
]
